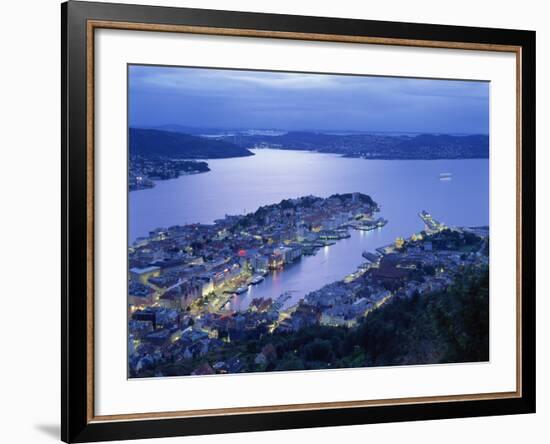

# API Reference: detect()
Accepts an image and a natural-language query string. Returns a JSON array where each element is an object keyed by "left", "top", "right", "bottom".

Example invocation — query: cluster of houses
[
  {"left": 128, "top": 193, "right": 380, "bottom": 376},
  {"left": 303, "top": 226, "right": 488, "bottom": 328},
  {"left": 129, "top": 156, "right": 209, "bottom": 191},
  {"left": 128, "top": 191, "right": 488, "bottom": 377},
  {"left": 128, "top": 193, "right": 378, "bottom": 312}
]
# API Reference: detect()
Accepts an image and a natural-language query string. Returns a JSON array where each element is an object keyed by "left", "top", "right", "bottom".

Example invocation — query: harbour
[{"left": 130, "top": 149, "right": 489, "bottom": 310}]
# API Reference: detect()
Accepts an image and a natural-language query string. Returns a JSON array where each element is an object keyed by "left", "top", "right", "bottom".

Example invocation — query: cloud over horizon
[{"left": 129, "top": 65, "right": 489, "bottom": 134}]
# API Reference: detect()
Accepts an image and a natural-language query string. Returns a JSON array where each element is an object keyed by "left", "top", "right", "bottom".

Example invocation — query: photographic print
[
  {"left": 62, "top": 5, "right": 535, "bottom": 440},
  {"left": 127, "top": 65, "right": 490, "bottom": 379}
]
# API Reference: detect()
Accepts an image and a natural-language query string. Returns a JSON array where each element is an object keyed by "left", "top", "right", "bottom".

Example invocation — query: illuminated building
[
  {"left": 395, "top": 237, "right": 405, "bottom": 249},
  {"left": 129, "top": 265, "right": 161, "bottom": 285},
  {"left": 268, "top": 252, "right": 284, "bottom": 269}
]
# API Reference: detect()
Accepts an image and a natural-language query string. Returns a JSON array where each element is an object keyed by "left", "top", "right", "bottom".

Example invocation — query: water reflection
[{"left": 129, "top": 149, "right": 489, "bottom": 308}]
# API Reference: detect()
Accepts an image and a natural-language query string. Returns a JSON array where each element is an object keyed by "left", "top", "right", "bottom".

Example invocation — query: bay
[{"left": 129, "top": 149, "right": 488, "bottom": 308}]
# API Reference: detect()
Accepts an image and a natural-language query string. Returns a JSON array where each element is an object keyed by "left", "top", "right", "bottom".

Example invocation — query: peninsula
[{"left": 128, "top": 194, "right": 488, "bottom": 377}]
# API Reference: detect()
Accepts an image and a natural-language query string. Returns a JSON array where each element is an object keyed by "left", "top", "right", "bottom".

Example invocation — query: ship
[
  {"left": 355, "top": 217, "right": 388, "bottom": 231},
  {"left": 250, "top": 275, "right": 265, "bottom": 285},
  {"left": 235, "top": 286, "right": 248, "bottom": 295}
]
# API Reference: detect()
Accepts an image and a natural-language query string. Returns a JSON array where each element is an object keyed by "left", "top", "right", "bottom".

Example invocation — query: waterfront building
[
  {"left": 268, "top": 252, "right": 284, "bottom": 269},
  {"left": 250, "top": 254, "right": 269, "bottom": 272},
  {"left": 275, "top": 245, "right": 302, "bottom": 264},
  {"left": 210, "top": 262, "right": 243, "bottom": 288}
]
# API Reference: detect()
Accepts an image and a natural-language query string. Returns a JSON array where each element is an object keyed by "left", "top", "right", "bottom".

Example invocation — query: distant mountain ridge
[
  {"left": 220, "top": 131, "right": 489, "bottom": 160},
  {"left": 129, "top": 128, "right": 254, "bottom": 159},
  {"left": 147, "top": 124, "right": 227, "bottom": 136},
  {"left": 131, "top": 127, "right": 489, "bottom": 160}
]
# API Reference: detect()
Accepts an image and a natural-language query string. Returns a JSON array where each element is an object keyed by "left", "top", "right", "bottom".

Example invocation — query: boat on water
[
  {"left": 250, "top": 275, "right": 265, "bottom": 285},
  {"left": 235, "top": 286, "right": 248, "bottom": 294},
  {"left": 301, "top": 246, "right": 317, "bottom": 255},
  {"left": 439, "top": 172, "right": 453, "bottom": 181},
  {"left": 356, "top": 224, "right": 377, "bottom": 231},
  {"left": 318, "top": 229, "right": 351, "bottom": 240},
  {"left": 355, "top": 217, "right": 387, "bottom": 231}
]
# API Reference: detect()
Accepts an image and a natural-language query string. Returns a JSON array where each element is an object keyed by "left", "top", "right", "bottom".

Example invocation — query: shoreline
[
  {"left": 129, "top": 209, "right": 489, "bottom": 377},
  {"left": 128, "top": 150, "right": 488, "bottom": 244},
  {"left": 129, "top": 193, "right": 384, "bottom": 312}
]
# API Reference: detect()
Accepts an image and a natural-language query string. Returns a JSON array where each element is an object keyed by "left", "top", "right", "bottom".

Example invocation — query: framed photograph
[{"left": 62, "top": 1, "right": 536, "bottom": 442}]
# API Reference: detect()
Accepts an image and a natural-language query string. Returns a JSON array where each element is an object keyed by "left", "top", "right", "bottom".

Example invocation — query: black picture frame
[{"left": 62, "top": 1, "right": 536, "bottom": 442}]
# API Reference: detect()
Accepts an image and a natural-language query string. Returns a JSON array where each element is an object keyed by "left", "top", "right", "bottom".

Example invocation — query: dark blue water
[{"left": 129, "top": 149, "right": 488, "bottom": 308}]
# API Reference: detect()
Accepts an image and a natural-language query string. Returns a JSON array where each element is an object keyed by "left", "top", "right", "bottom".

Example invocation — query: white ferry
[{"left": 250, "top": 275, "right": 265, "bottom": 285}]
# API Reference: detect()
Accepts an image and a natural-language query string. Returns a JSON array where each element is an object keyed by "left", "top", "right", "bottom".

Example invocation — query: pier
[{"left": 418, "top": 210, "right": 447, "bottom": 233}]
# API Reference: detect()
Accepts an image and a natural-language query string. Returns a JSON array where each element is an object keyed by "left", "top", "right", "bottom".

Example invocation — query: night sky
[{"left": 129, "top": 65, "right": 489, "bottom": 134}]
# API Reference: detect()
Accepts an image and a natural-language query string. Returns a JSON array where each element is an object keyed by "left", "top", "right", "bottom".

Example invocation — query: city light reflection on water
[{"left": 130, "top": 149, "right": 488, "bottom": 309}]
